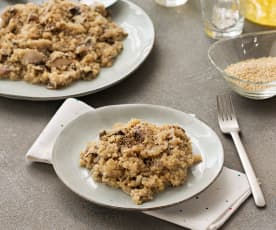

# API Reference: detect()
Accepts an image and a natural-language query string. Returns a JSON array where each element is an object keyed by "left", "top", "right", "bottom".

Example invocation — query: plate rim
[
  {"left": 81, "top": 0, "right": 118, "bottom": 8},
  {"left": 0, "top": 0, "right": 155, "bottom": 101},
  {"left": 52, "top": 104, "right": 224, "bottom": 211}
]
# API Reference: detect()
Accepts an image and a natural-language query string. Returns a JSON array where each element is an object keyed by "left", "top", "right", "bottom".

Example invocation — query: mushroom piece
[
  {"left": 69, "top": 7, "right": 81, "bottom": 16},
  {"left": 50, "top": 58, "right": 74, "bottom": 67},
  {"left": 0, "top": 66, "right": 11, "bottom": 76},
  {"left": 21, "top": 50, "right": 46, "bottom": 65},
  {"left": 49, "top": 51, "right": 74, "bottom": 68},
  {"left": 27, "top": 13, "right": 39, "bottom": 23},
  {"left": 76, "top": 45, "right": 88, "bottom": 57}
]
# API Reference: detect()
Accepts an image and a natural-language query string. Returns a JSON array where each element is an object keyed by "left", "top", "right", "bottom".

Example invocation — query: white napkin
[
  {"left": 26, "top": 98, "right": 251, "bottom": 230},
  {"left": 26, "top": 98, "right": 91, "bottom": 164}
]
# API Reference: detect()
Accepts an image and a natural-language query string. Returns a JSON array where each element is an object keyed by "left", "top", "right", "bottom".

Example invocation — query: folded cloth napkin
[{"left": 26, "top": 98, "right": 251, "bottom": 230}]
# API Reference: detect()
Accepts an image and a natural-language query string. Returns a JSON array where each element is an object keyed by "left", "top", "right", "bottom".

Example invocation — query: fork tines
[
  {"left": 216, "top": 95, "right": 240, "bottom": 133},
  {"left": 217, "top": 95, "right": 237, "bottom": 121}
]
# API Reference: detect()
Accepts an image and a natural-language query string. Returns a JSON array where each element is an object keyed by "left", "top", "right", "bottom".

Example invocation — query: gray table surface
[{"left": 0, "top": 0, "right": 275, "bottom": 229}]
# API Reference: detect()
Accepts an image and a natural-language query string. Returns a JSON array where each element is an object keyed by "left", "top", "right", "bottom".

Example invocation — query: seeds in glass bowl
[{"left": 225, "top": 57, "right": 276, "bottom": 91}]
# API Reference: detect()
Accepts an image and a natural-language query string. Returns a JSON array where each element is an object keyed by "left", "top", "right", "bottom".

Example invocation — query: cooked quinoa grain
[
  {"left": 80, "top": 119, "right": 201, "bottom": 205},
  {"left": 225, "top": 57, "right": 276, "bottom": 91},
  {"left": 0, "top": 0, "right": 127, "bottom": 88}
]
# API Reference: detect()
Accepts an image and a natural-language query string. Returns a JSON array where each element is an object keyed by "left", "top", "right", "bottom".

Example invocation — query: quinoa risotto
[
  {"left": 80, "top": 119, "right": 202, "bottom": 205},
  {"left": 0, "top": 0, "right": 127, "bottom": 88}
]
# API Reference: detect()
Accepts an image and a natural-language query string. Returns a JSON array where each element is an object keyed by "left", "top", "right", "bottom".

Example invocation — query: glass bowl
[{"left": 208, "top": 30, "right": 276, "bottom": 100}]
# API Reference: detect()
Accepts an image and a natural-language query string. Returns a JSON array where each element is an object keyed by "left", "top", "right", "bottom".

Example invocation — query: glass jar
[{"left": 242, "top": 0, "right": 276, "bottom": 26}]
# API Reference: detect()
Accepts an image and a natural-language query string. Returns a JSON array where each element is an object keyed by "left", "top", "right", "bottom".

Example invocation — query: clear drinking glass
[
  {"left": 155, "top": 0, "right": 188, "bottom": 7},
  {"left": 200, "top": 0, "right": 244, "bottom": 39}
]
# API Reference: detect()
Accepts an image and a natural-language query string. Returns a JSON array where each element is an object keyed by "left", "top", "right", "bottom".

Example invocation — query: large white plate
[
  {"left": 0, "top": 0, "right": 154, "bottom": 100},
  {"left": 52, "top": 104, "right": 224, "bottom": 210}
]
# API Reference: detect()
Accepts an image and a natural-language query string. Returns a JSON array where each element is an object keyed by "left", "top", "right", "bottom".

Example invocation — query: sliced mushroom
[
  {"left": 27, "top": 13, "right": 39, "bottom": 23},
  {"left": 49, "top": 51, "right": 74, "bottom": 68},
  {"left": 21, "top": 50, "right": 46, "bottom": 65},
  {"left": 133, "top": 129, "right": 144, "bottom": 142},
  {"left": 50, "top": 58, "right": 73, "bottom": 67},
  {"left": 69, "top": 7, "right": 81, "bottom": 16},
  {"left": 76, "top": 45, "right": 88, "bottom": 57},
  {"left": 85, "top": 37, "right": 95, "bottom": 47},
  {"left": 0, "top": 66, "right": 11, "bottom": 76}
]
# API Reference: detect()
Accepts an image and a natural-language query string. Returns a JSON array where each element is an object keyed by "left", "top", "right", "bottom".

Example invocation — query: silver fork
[{"left": 217, "top": 95, "right": 266, "bottom": 207}]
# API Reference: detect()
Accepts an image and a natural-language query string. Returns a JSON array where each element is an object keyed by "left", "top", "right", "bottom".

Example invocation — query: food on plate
[
  {"left": 225, "top": 57, "right": 276, "bottom": 91},
  {"left": 80, "top": 119, "right": 201, "bottom": 205},
  {"left": 0, "top": 0, "right": 127, "bottom": 88}
]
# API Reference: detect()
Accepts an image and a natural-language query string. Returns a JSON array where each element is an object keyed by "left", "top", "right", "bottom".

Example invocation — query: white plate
[
  {"left": 80, "top": 0, "right": 118, "bottom": 8},
  {"left": 52, "top": 104, "right": 224, "bottom": 210},
  {"left": 0, "top": 0, "right": 154, "bottom": 100}
]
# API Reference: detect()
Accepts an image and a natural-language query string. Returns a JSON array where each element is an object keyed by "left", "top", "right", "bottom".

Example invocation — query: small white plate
[
  {"left": 0, "top": 0, "right": 154, "bottom": 100},
  {"left": 52, "top": 104, "right": 224, "bottom": 210}
]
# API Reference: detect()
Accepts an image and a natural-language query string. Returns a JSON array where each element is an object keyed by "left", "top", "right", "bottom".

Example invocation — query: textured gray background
[{"left": 0, "top": 0, "right": 275, "bottom": 229}]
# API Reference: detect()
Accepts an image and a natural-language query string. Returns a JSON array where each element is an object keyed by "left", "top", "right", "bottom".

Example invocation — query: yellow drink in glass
[{"left": 243, "top": 0, "right": 276, "bottom": 26}]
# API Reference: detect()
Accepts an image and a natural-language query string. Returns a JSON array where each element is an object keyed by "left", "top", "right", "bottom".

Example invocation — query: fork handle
[{"left": 230, "top": 131, "right": 266, "bottom": 208}]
